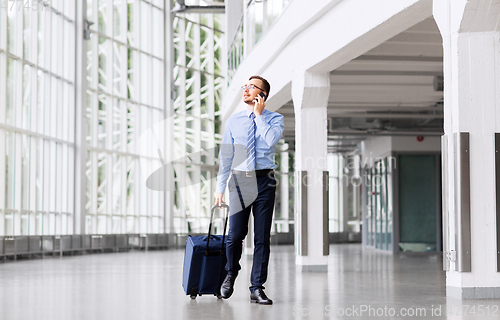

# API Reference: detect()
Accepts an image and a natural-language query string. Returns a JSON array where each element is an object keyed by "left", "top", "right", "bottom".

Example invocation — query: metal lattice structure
[
  {"left": 172, "top": 10, "right": 224, "bottom": 234},
  {"left": 0, "top": 0, "right": 225, "bottom": 236},
  {"left": 85, "top": 0, "right": 166, "bottom": 234},
  {"left": 0, "top": 1, "right": 76, "bottom": 236}
]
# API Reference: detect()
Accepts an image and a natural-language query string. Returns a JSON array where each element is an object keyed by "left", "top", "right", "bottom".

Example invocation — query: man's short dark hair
[{"left": 249, "top": 75, "right": 270, "bottom": 98}]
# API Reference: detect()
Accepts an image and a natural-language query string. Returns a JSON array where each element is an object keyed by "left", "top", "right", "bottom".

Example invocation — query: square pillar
[
  {"left": 292, "top": 71, "right": 330, "bottom": 271},
  {"left": 434, "top": 0, "right": 500, "bottom": 299}
]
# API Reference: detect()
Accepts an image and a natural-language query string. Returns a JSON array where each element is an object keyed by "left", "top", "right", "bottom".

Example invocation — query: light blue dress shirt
[{"left": 216, "top": 108, "right": 285, "bottom": 194}]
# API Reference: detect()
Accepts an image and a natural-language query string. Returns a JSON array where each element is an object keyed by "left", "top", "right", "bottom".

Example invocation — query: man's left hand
[{"left": 253, "top": 95, "right": 265, "bottom": 116}]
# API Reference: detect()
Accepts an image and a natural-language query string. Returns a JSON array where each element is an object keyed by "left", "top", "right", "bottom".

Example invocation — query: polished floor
[{"left": 0, "top": 244, "right": 499, "bottom": 320}]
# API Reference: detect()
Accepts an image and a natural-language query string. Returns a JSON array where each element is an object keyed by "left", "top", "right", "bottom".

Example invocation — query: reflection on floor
[{"left": 0, "top": 244, "right": 498, "bottom": 320}]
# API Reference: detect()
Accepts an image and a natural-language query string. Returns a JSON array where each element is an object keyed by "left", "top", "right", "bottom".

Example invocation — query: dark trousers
[{"left": 225, "top": 173, "right": 276, "bottom": 292}]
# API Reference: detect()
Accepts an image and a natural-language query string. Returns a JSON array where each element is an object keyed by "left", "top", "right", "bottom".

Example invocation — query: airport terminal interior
[{"left": 1, "top": 0, "right": 500, "bottom": 319}]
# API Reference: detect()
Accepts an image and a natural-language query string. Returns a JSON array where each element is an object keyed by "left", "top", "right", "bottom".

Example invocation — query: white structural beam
[
  {"left": 292, "top": 71, "right": 330, "bottom": 270},
  {"left": 74, "top": 0, "right": 88, "bottom": 235},
  {"left": 165, "top": 0, "right": 175, "bottom": 233},
  {"left": 434, "top": 0, "right": 500, "bottom": 299},
  {"left": 222, "top": 0, "right": 433, "bottom": 121},
  {"left": 0, "top": 6, "right": 7, "bottom": 235}
]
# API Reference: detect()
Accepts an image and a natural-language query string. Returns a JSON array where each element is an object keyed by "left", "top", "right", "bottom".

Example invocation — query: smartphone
[{"left": 254, "top": 92, "right": 267, "bottom": 104}]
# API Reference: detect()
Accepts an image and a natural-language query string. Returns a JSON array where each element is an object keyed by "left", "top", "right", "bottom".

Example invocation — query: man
[{"left": 214, "top": 75, "right": 284, "bottom": 305}]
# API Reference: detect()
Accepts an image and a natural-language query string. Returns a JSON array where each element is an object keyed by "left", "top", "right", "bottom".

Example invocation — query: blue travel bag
[{"left": 182, "top": 204, "right": 229, "bottom": 299}]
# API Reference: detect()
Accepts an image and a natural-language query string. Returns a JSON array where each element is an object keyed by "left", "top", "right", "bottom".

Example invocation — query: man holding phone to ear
[{"left": 214, "top": 75, "right": 284, "bottom": 305}]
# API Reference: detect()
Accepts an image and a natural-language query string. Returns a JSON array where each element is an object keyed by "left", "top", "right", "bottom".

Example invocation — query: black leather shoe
[
  {"left": 220, "top": 274, "right": 237, "bottom": 299},
  {"left": 250, "top": 289, "right": 273, "bottom": 305}
]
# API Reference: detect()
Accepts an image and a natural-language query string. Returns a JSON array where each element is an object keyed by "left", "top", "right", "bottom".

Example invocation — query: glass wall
[
  {"left": 271, "top": 141, "right": 293, "bottom": 233},
  {"left": 363, "top": 154, "right": 441, "bottom": 252},
  {"left": 0, "top": 1, "right": 76, "bottom": 236},
  {"left": 328, "top": 154, "right": 363, "bottom": 235},
  {"left": 364, "top": 156, "right": 394, "bottom": 250},
  {"left": 85, "top": 0, "right": 165, "bottom": 234},
  {"left": 0, "top": 0, "right": 226, "bottom": 236},
  {"left": 172, "top": 6, "right": 224, "bottom": 234}
]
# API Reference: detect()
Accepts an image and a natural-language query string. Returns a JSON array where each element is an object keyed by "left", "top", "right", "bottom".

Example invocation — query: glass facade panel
[
  {"left": 22, "top": 66, "right": 32, "bottom": 129},
  {"left": 0, "top": 0, "right": 225, "bottom": 237},
  {"left": 140, "top": 1, "right": 151, "bottom": 53},
  {"left": 5, "top": 131, "right": 16, "bottom": 210},
  {"left": 364, "top": 157, "right": 393, "bottom": 251},
  {"left": 37, "top": 8, "right": 46, "bottom": 69},
  {"left": 84, "top": 0, "right": 166, "bottom": 234},
  {"left": 96, "top": 152, "right": 107, "bottom": 214},
  {"left": 152, "top": 8, "right": 164, "bottom": 58},
  {"left": 7, "top": 1, "right": 16, "bottom": 54},
  {"left": 112, "top": 154, "right": 121, "bottom": 215},
  {"left": 23, "top": 5, "right": 31, "bottom": 61},
  {"left": 172, "top": 10, "right": 224, "bottom": 233},
  {"left": 6, "top": 57, "right": 15, "bottom": 126},
  {"left": 98, "top": 0, "right": 109, "bottom": 35},
  {"left": 21, "top": 134, "right": 30, "bottom": 211},
  {"left": 1, "top": 1, "right": 75, "bottom": 236},
  {"left": 363, "top": 155, "right": 440, "bottom": 252}
]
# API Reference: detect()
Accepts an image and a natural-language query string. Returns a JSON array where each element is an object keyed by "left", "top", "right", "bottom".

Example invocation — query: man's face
[{"left": 242, "top": 78, "right": 265, "bottom": 105}]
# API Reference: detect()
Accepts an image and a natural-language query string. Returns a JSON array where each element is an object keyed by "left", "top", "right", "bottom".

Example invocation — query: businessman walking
[{"left": 214, "top": 75, "right": 284, "bottom": 305}]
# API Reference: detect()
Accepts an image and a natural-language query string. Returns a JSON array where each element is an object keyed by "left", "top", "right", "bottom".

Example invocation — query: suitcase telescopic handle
[{"left": 205, "top": 204, "right": 230, "bottom": 255}]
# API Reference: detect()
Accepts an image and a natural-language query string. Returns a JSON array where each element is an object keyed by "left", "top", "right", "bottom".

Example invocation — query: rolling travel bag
[{"left": 182, "top": 204, "right": 229, "bottom": 299}]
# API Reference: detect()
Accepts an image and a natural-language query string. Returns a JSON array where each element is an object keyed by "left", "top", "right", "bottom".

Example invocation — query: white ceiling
[{"left": 279, "top": 17, "right": 444, "bottom": 153}]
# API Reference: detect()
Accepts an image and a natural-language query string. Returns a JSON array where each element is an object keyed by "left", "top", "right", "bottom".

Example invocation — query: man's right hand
[{"left": 214, "top": 192, "right": 225, "bottom": 206}]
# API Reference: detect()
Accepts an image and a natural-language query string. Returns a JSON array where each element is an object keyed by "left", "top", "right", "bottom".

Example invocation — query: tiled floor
[{"left": 0, "top": 244, "right": 499, "bottom": 320}]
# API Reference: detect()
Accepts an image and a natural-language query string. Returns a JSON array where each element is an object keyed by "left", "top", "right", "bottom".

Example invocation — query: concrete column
[
  {"left": 434, "top": 0, "right": 500, "bottom": 299},
  {"left": 292, "top": 71, "right": 330, "bottom": 271}
]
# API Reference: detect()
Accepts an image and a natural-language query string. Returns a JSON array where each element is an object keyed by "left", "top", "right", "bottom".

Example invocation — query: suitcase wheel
[
  {"left": 189, "top": 287, "right": 198, "bottom": 299},
  {"left": 216, "top": 294, "right": 223, "bottom": 299}
]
